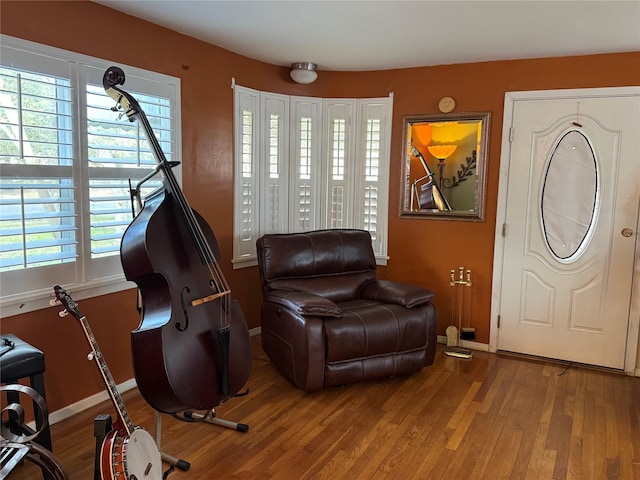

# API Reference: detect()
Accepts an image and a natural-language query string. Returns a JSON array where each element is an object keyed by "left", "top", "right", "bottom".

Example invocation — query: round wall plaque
[{"left": 438, "top": 96, "right": 456, "bottom": 113}]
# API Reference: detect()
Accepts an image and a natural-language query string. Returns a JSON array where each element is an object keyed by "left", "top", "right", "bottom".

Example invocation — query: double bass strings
[
  {"left": 138, "top": 114, "right": 230, "bottom": 283},
  {"left": 113, "top": 80, "right": 232, "bottom": 325}
]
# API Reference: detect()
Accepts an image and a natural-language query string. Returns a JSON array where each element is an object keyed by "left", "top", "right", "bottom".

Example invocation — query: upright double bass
[
  {"left": 103, "top": 66, "right": 251, "bottom": 413},
  {"left": 410, "top": 145, "right": 451, "bottom": 211}
]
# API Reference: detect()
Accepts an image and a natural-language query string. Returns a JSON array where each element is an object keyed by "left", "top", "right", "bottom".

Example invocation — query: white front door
[{"left": 495, "top": 90, "right": 640, "bottom": 369}]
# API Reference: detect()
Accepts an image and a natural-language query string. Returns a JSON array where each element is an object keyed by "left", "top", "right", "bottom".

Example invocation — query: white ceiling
[{"left": 94, "top": 0, "right": 640, "bottom": 71}]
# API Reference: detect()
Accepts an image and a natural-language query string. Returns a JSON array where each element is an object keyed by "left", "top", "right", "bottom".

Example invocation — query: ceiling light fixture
[{"left": 290, "top": 62, "right": 318, "bottom": 84}]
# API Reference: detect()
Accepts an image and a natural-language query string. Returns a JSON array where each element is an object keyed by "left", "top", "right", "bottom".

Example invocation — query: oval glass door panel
[{"left": 541, "top": 130, "right": 598, "bottom": 261}]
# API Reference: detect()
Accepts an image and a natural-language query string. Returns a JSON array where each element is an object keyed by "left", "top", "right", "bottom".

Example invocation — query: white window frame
[
  {"left": 232, "top": 84, "right": 392, "bottom": 268},
  {"left": 0, "top": 35, "right": 181, "bottom": 317}
]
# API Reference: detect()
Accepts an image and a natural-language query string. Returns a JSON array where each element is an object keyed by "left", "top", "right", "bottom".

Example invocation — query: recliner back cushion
[{"left": 257, "top": 229, "right": 377, "bottom": 302}]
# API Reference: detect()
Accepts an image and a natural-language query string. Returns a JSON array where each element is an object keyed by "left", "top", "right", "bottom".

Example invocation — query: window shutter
[
  {"left": 85, "top": 83, "right": 168, "bottom": 260},
  {"left": 323, "top": 100, "right": 356, "bottom": 229},
  {"left": 260, "top": 93, "right": 289, "bottom": 234},
  {"left": 233, "top": 86, "right": 260, "bottom": 265},
  {"left": 355, "top": 98, "right": 391, "bottom": 259},
  {"left": 0, "top": 66, "right": 76, "bottom": 271},
  {"left": 290, "top": 97, "right": 322, "bottom": 232},
  {"left": 80, "top": 64, "right": 178, "bottom": 281}
]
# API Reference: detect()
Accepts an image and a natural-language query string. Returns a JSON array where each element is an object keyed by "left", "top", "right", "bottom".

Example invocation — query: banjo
[{"left": 52, "top": 285, "right": 163, "bottom": 479}]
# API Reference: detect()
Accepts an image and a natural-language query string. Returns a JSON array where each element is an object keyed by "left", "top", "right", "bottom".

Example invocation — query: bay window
[{"left": 232, "top": 85, "right": 392, "bottom": 268}]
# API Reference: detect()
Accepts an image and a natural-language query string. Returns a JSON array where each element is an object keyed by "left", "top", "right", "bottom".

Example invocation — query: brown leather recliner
[{"left": 256, "top": 229, "right": 437, "bottom": 392}]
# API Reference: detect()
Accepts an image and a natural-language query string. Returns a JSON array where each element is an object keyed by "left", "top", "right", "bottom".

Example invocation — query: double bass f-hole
[{"left": 177, "top": 286, "right": 191, "bottom": 332}]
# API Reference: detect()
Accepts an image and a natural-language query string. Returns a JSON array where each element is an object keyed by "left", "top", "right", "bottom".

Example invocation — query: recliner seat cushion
[
  {"left": 324, "top": 300, "right": 429, "bottom": 363},
  {"left": 324, "top": 350, "right": 427, "bottom": 388},
  {"left": 322, "top": 299, "right": 432, "bottom": 388}
]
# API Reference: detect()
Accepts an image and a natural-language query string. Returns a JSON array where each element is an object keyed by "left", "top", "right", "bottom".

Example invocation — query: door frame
[{"left": 489, "top": 86, "right": 640, "bottom": 376}]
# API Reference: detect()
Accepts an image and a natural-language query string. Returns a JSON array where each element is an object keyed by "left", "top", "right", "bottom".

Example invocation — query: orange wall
[{"left": 2, "top": 1, "right": 639, "bottom": 414}]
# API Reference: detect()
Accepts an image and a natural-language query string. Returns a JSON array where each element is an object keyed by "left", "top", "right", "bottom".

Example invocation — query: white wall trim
[
  {"left": 249, "top": 326, "right": 261, "bottom": 337},
  {"left": 488, "top": 92, "right": 516, "bottom": 354},
  {"left": 43, "top": 327, "right": 262, "bottom": 427},
  {"left": 45, "top": 378, "right": 137, "bottom": 427},
  {"left": 437, "top": 335, "right": 489, "bottom": 352}
]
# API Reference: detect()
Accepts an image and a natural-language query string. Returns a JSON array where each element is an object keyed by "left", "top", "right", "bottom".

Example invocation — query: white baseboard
[
  {"left": 437, "top": 335, "right": 489, "bottom": 352},
  {"left": 249, "top": 326, "right": 261, "bottom": 337},
  {"left": 436, "top": 337, "right": 640, "bottom": 376},
  {"left": 44, "top": 328, "right": 262, "bottom": 427},
  {"left": 42, "top": 378, "right": 138, "bottom": 428}
]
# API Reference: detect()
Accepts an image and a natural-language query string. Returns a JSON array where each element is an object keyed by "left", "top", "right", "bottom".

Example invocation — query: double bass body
[{"left": 122, "top": 188, "right": 252, "bottom": 413}]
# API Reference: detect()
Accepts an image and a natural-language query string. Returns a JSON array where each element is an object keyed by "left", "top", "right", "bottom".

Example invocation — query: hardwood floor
[{"left": 7, "top": 336, "right": 640, "bottom": 479}]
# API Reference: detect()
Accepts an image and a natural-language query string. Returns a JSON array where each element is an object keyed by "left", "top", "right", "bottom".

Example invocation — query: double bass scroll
[{"left": 103, "top": 66, "right": 252, "bottom": 413}]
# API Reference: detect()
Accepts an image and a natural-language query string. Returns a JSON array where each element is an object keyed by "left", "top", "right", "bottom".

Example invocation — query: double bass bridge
[{"left": 191, "top": 290, "right": 231, "bottom": 307}]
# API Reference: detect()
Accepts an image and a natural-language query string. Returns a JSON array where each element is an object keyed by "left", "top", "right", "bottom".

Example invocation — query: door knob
[{"left": 621, "top": 228, "right": 633, "bottom": 237}]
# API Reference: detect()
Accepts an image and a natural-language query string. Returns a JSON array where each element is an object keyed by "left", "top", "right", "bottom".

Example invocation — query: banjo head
[{"left": 124, "top": 428, "right": 163, "bottom": 479}]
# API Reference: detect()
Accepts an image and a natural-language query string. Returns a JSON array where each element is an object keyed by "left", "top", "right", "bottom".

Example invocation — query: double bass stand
[
  {"left": 92, "top": 404, "right": 249, "bottom": 477},
  {"left": 152, "top": 413, "right": 190, "bottom": 473},
  {"left": 152, "top": 407, "right": 249, "bottom": 471},
  {"left": 155, "top": 408, "right": 248, "bottom": 441},
  {"left": 176, "top": 408, "right": 249, "bottom": 432},
  {"left": 127, "top": 180, "right": 249, "bottom": 436}
]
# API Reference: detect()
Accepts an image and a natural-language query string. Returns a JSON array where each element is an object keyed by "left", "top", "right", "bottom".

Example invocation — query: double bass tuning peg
[
  {"left": 110, "top": 105, "right": 127, "bottom": 121},
  {"left": 110, "top": 104, "right": 126, "bottom": 121}
]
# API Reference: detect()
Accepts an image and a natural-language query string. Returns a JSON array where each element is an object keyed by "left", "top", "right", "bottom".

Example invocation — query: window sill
[
  {"left": 0, "top": 277, "right": 136, "bottom": 318},
  {"left": 232, "top": 257, "right": 258, "bottom": 269},
  {"left": 375, "top": 255, "right": 389, "bottom": 267}
]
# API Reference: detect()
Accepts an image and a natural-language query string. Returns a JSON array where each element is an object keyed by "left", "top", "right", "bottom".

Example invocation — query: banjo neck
[
  {"left": 78, "top": 315, "right": 134, "bottom": 435},
  {"left": 53, "top": 285, "right": 133, "bottom": 435}
]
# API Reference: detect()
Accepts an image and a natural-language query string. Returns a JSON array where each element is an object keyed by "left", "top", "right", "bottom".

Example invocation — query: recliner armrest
[
  {"left": 265, "top": 290, "right": 342, "bottom": 318},
  {"left": 360, "top": 280, "right": 434, "bottom": 308}
]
